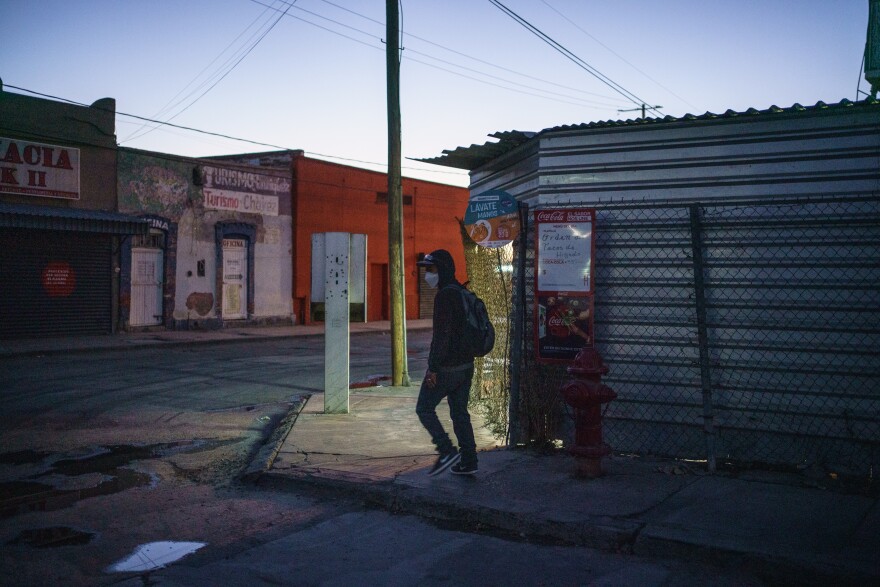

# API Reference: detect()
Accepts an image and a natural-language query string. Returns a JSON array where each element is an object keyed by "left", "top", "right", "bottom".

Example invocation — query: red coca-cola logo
[
  {"left": 548, "top": 308, "right": 571, "bottom": 337},
  {"left": 536, "top": 209, "right": 593, "bottom": 222}
]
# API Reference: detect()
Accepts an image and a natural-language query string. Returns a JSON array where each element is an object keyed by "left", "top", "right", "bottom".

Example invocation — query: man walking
[{"left": 416, "top": 249, "right": 478, "bottom": 476}]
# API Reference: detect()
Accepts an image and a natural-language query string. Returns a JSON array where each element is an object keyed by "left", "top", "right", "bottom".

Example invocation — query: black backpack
[{"left": 454, "top": 285, "right": 496, "bottom": 358}]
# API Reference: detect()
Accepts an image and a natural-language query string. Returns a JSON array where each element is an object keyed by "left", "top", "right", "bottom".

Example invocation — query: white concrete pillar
[{"left": 323, "top": 232, "right": 350, "bottom": 414}]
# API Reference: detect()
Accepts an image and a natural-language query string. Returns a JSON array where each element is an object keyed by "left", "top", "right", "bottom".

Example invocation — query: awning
[{"left": 0, "top": 202, "right": 150, "bottom": 235}]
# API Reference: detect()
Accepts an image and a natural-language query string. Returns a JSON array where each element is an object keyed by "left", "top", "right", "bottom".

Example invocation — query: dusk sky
[{"left": 1, "top": 1, "right": 871, "bottom": 187}]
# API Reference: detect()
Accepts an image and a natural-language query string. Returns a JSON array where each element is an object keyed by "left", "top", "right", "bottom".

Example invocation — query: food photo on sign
[
  {"left": 536, "top": 294, "right": 594, "bottom": 362},
  {"left": 463, "top": 190, "right": 520, "bottom": 248}
]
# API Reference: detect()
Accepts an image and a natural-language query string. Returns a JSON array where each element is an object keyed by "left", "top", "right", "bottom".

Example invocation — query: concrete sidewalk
[
  {"left": 258, "top": 386, "right": 880, "bottom": 586},
  {"left": 0, "top": 319, "right": 433, "bottom": 358}
]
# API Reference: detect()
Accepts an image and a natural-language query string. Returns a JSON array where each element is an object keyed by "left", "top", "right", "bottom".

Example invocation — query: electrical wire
[
  {"left": 538, "top": 0, "right": 699, "bottom": 111},
  {"left": 121, "top": 1, "right": 282, "bottom": 142},
  {"left": 315, "top": 0, "right": 622, "bottom": 103},
  {"left": 122, "top": 1, "right": 295, "bottom": 145},
  {"left": 487, "top": 0, "right": 662, "bottom": 117},
  {"left": 250, "top": 0, "right": 627, "bottom": 109},
  {"left": 3, "top": 84, "right": 467, "bottom": 179}
]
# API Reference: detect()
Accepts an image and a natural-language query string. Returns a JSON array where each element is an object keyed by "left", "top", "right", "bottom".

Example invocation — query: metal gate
[
  {"left": 222, "top": 238, "right": 247, "bottom": 320},
  {"left": 130, "top": 247, "right": 163, "bottom": 326},
  {"left": 511, "top": 194, "right": 880, "bottom": 476},
  {"left": 0, "top": 229, "right": 112, "bottom": 338}
]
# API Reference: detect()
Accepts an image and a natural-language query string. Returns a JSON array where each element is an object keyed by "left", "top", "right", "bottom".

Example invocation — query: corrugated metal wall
[
  {"left": 0, "top": 229, "right": 112, "bottom": 338},
  {"left": 488, "top": 104, "right": 880, "bottom": 475},
  {"left": 471, "top": 103, "right": 880, "bottom": 203},
  {"left": 514, "top": 194, "right": 880, "bottom": 475}
]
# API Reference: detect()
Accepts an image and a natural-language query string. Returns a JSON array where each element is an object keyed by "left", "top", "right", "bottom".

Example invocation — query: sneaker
[
  {"left": 450, "top": 462, "right": 478, "bottom": 475},
  {"left": 428, "top": 451, "right": 460, "bottom": 476}
]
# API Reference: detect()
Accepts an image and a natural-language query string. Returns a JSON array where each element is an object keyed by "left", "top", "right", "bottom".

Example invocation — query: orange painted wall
[{"left": 290, "top": 154, "right": 469, "bottom": 324}]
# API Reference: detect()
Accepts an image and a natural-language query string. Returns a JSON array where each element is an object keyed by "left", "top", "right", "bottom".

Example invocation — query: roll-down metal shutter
[{"left": 0, "top": 229, "right": 112, "bottom": 338}]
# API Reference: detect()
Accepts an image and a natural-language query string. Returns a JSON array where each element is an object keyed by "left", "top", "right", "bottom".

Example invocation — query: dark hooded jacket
[{"left": 425, "top": 249, "right": 473, "bottom": 371}]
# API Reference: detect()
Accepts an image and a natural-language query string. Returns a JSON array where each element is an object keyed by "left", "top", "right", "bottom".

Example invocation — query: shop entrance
[
  {"left": 221, "top": 238, "right": 247, "bottom": 320},
  {"left": 129, "top": 231, "right": 165, "bottom": 326}
]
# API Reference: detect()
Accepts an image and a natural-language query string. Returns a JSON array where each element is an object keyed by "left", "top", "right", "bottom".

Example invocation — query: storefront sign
[
  {"left": 463, "top": 189, "right": 520, "bottom": 248},
  {"left": 0, "top": 137, "right": 80, "bottom": 200},
  {"left": 534, "top": 208, "right": 596, "bottom": 363},
  {"left": 204, "top": 189, "right": 279, "bottom": 215},
  {"left": 202, "top": 166, "right": 289, "bottom": 216}
]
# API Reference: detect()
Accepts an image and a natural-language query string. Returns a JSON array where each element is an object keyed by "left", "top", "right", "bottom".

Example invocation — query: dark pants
[{"left": 416, "top": 366, "right": 477, "bottom": 466}]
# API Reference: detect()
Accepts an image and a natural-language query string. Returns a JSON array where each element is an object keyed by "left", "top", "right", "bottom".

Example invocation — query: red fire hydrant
[{"left": 560, "top": 348, "right": 617, "bottom": 478}]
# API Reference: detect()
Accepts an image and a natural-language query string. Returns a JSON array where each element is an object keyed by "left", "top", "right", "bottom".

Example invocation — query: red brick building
[{"left": 206, "top": 150, "right": 470, "bottom": 324}]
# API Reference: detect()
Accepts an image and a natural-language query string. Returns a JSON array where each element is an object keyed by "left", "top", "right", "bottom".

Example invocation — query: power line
[
  {"left": 251, "top": 0, "right": 626, "bottom": 109},
  {"left": 487, "top": 0, "right": 663, "bottom": 117},
  {"left": 538, "top": 0, "right": 699, "bottom": 111},
  {"left": 313, "top": 0, "right": 622, "bottom": 103},
  {"left": 3, "top": 84, "right": 467, "bottom": 178},
  {"left": 122, "top": 0, "right": 295, "bottom": 145}
]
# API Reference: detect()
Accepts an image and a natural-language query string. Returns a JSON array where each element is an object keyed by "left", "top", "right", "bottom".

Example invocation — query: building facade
[
  {"left": 117, "top": 148, "right": 293, "bottom": 330},
  {"left": 427, "top": 98, "right": 880, "bottom": 474},
  {"left": 206, "top": 151, "right": 470, "bottom": 324},
  {"left": 0, "top": 85, "right": 147, "bottom": 338}
]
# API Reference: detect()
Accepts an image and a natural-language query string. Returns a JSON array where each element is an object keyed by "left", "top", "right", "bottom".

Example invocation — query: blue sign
[{"left": 463, "top": 189, "right": 520, "bottom": 248}]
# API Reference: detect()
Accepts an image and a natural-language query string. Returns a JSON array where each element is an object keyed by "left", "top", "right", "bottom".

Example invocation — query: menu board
[
  {"left": 535, "top": 209, "right": 594, "bottom": 294},
  {"left": 534, "top": 208, "right": 596, "bottom": 363}
]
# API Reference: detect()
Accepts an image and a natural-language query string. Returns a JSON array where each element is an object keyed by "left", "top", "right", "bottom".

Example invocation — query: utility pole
[
  {"left": 618, "top": 103, "right": 662, "bottom": 119},
  {"left": 386, "top": 0, "right": 410, "bottom": 386}
]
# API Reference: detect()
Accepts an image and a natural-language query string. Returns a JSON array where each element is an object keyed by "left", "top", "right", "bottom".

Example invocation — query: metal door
[
  {"left": 130, "top": 247, "right": 163, "bottom": 326},
  {"left": 222, "top": 238, "right": 247, "bottom": 320}
]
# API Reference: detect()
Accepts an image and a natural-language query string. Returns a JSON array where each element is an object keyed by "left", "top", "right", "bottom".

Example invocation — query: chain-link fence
[{"left": 509, "top": 193, "right": 880, "bottom": 477}]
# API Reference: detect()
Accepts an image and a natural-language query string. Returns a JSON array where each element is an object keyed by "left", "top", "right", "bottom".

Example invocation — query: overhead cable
[
  {"left": 3, "top": 84, "right": 466, "bottom": 177},
  {"left": 488, "top": 0, "right": 663, "bottom": 117},
  {"left": 539, "top": 0, "right": 698, "bottom": 110}
]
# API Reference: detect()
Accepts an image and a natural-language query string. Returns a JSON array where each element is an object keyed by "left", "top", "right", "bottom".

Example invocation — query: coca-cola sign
[
  {"left": 536, "top": 294, "right": 593, "bottom": 362},
  {"left": 535, "top": 209, "right": 593, "bottom": 223},
  {"left": 534, "top": 207, "right": 595, "bottom": 294}
]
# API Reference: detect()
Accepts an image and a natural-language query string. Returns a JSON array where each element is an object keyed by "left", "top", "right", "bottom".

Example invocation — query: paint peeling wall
[{"left": 118, "top": 148, "right": 293, "bottom": 329}]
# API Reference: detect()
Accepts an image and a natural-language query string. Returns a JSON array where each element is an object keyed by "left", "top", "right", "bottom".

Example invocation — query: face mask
[{"left": 424, "top": 271, "right": 440, "bottom": 289}]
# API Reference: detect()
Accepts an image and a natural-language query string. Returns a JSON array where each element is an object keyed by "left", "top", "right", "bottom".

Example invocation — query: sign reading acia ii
[{"left": 0, "top": 137, "right": 81, "bottom": 200}]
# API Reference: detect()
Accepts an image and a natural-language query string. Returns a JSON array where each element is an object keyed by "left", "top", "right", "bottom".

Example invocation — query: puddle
[
  {"left": 1, "top": 468, "right": 152, "bottom": 519},
  {"left": 8, "top": 526, "right": 95, "bottom": 548},
  {"left": 107, "top": 541, "right": 206, "bottom": 572},
  {"left": 0, "top": 450, "right": 52, "bottom": 466},
  {"left": 0, "top": 445, "right": 162, "bottom": 519}
]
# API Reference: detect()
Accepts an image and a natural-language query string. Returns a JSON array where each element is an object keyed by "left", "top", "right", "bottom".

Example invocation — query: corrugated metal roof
[
  {"left": 0, "top": 202, "right": 150, "bottom": 234},
  {"left": 419, "top": 98, "right": 879, "bottom": 171},
  {"left": 416, "top": 130, "right": 536, "bottom": 171}
]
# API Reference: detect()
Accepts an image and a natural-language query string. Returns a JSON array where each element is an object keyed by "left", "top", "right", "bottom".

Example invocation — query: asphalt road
[{"left": 0, "top": 333, "right": 762, "bottom": 586}]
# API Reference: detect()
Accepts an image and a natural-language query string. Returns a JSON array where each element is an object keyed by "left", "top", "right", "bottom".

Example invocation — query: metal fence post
[
  {"left": 508, "top": 202, "right": 529, "bottom": 447},
  {"left": 689, "top": 204, "right": 717, "bottom": 471}
]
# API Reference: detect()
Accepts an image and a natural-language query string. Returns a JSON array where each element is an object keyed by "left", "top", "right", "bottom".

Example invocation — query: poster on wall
[
  {"left": 463, "top": 189, "right": 520, "bottom": 248},
  {"left": 536, "top": 294, "right": 594, "bottom": 361},
  {"left": 534, "top": 208, "right": 596, "bottom": 363}
]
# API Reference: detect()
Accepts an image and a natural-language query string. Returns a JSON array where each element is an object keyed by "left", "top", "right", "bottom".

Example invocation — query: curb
[
  {"left": 256, "top": 471, "right": 639, "bottom": 552},
  {"left": 240, "top": 395, "right": 310, "bottom": 481},
  {"left": 255, "top": 470, "right": 876, "bottom": 587}
]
